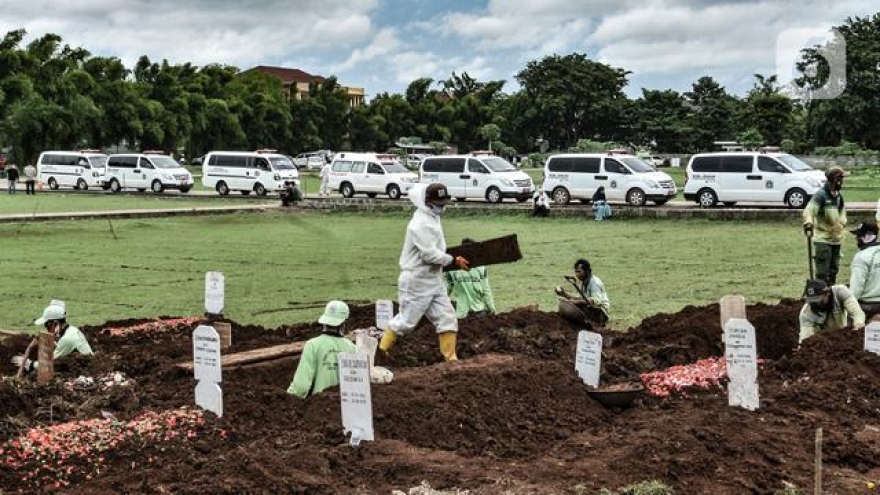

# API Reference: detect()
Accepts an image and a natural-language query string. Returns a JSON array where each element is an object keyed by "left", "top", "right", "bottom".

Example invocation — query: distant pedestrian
[
  {"left": 592, "top": 187, "right": 611, "bottom": 221},
  {"left": 23, "top": 163, "right": 37, "bottom": 195},
  {"left": 319, "top": 163, "right": 331, "bottom": 197},
  {"left": 532, "top": 187, "right": 550, "bottom": 217},
  {"left": 6, "top": 163, "right": 19, "bottom": 194}
]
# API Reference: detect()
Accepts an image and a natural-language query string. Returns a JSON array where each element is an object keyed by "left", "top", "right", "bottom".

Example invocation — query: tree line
[{"left": 0, "top": 13, "right": 877, "bottom": 166}]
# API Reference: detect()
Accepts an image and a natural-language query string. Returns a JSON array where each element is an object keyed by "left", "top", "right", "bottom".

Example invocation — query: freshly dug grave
[{"left": 1, "top": 299, "right": 879, "bottom": 494}]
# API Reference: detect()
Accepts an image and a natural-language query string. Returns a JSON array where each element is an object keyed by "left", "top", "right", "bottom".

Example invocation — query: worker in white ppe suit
[{"left": 379, "top": 183, "right": 470, "bottom": 362}]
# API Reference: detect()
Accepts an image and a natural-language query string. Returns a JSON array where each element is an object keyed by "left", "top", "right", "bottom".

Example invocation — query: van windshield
[
  {"left": 268, "top": 156, "right": 295, "bottom": 170},
  {"left": 151, "top": 156, "right": 183, "bottom": 169},
  {"left": 620, "top": 157, "right": 654, "bottom": 173},
  {"left": 382, "top": 162, "right": 409, "bottom": 173},
  {"left": 775, "top": 154, "right": 813, "bottom": 171},
  {"left": 481, "top": 157, "right": 517, "bottom": 172},
  {"left": 88, "top": 156, "right": 107, "bottom": 169}
]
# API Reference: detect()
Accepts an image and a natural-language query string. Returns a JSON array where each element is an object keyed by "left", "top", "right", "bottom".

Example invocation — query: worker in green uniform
[
  {"left": 287, "top": 300, "right": 357, "bottom": 397},
  {"left": 11, "top": 302, "right": 94, "bottom": 373},
  {"left": 446, "top": 238, "right": 496, "bottom": 319}
]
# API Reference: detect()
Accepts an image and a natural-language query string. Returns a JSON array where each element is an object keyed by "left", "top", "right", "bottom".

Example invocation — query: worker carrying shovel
[
  {"left": 10, "top": 301, "right": 93, "bottom": 374},
  {"left": 803, "top": 167, "right": 849, "bottom": 285},
  {"left": 555, "top": 258, "right": 610, "bottom": 329}
]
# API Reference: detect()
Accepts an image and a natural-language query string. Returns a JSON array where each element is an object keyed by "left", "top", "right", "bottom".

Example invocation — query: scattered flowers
[
  {"left": 640, "top": 357, "right": 765, "bottom": 397},
  {"left": 0, "top": 407, "right": 206, "bottom": 488},
  {"left": 103, "top": 317, "right": 202, "bottom": 337}
]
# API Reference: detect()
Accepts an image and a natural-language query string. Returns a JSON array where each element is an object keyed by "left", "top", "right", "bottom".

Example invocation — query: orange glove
[{"left": 453, "top": 256, "right": 470, "bottom": 270}]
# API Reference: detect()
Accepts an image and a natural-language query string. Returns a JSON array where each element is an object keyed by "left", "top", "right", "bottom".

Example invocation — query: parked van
[
  {"left": 202, "top": 150, "right": 298, "bottom": 196},
  {"left": 419, "top": 154, "right": 534, "bottom": 203},
  {"left": 328, "top": 152, "right": 418, "bottom": 199},
  {"left": 105, "top": 151, "right": 194, "bottom": 193},
  {"left": 37, "top": 150, "right": 108, "bottom": 190},
  {"left": 542, "top": 153, "right": 677, "bottom": 206},
  {"left": 683, "top": 152, "right": 825, "bottom": 208}
]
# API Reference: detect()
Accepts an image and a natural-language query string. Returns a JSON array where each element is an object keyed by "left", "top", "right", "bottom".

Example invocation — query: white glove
[
  {"left": 11, "top": 355, "right": 24, "bottom": 367},
  {"left": 11, "top": 355, "right": 36, "bottom": 372}
]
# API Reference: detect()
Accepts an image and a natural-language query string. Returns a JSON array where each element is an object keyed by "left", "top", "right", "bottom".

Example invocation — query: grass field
[
  {"left": 1, "top": 208, "right": 872, "bottom": 334},
  {"left": 0, "top": 192, "right": 272, "bottom": 215}
]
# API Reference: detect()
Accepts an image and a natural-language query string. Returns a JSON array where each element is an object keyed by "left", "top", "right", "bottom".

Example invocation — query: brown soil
[{"left": 2, "top": 299, "right": 880, "bottom": 494}]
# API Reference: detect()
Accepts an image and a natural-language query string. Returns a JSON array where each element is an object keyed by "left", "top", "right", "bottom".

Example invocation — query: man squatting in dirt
[
  {"left": 849, "top": 220, "right": 880, "bottom": 321},
  {"left": 287, "top": 300, "right": 356, "bottom": 397},
  {"left": 556, "top": 258, "right": 610, "bottom": 328},
  {"left": 379, "top": 183, "right": 470, "bottom": 362},
  {"left": 11, "top": 302, "right": 94, "bottom": 373},
  {"left": 799, "top": 278, "right": 865, "bottom": 344},
  {"left": 803, "top": 166, "right": 849, "bottom": 285}
]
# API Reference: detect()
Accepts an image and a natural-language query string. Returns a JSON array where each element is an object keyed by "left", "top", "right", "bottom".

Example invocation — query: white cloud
[{"left": 336, "top": 28, "right": 402, "bottom": 72}]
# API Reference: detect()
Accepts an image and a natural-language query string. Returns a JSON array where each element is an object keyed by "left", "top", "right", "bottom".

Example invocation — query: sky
[{"left": 2, "top": 0, "right": 876, "bottom": 100}]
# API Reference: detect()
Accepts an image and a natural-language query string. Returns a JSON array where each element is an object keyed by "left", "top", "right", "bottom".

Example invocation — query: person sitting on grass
[
  {"left": 592, "top": 187, "right": 611, "bottom": 221},
  {"left": 11, "top": 301, "right": 93, "bottom": 373},
  {"left": 287, "top": 300, "right": 357, "bottom": 397},
  {"left": 280, "top": 181, "right": 303, "bottom": 207}
]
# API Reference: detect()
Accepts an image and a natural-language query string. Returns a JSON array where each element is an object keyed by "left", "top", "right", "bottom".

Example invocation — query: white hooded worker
[
  {"left": 379, "top": 183, "right": 470, "bottom": 362},
  {"left": 11, "top": 302, "right": 94, "bottom": 373},
  {"left": 287, "top": 300, "right": 357, "bottom": 397}
]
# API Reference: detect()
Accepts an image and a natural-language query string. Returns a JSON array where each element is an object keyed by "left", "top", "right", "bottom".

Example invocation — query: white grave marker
[
  {"left": 338, "top": 352, "right": 374, "bottom": 446},
  {"left": 375, "top": 300, "right": 393, "bottom": 331},
  {"left": 575, "top": 330, "right": 603, "bottom": 388},
  {"left": 205, "top": 271, "right": 225, "bottom": 315},
  {"left": 193, "top": 325, "right": 223, "bottom": 417},
  {"left": 865, "top": 322, "right": 880, "bottom": 356},
  {"left": 724, "top": 318, "right": 759, "bottom": 411}
]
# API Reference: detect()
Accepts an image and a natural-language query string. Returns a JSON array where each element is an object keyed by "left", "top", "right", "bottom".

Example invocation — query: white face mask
[{"left": 430, "top": 204, "right": 445, "bottom": 216}]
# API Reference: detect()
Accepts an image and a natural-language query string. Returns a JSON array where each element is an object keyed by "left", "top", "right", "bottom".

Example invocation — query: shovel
[
  {"left": 563, "top": 275, "right": 588, "bottom": 300},
  {"left": 806, "top": 229, "right": 814, "bottom": 280}
]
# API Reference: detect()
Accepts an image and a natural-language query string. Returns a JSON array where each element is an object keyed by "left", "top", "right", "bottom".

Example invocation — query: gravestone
[
  {"left": 575, "top": 330, "right": 603, "bottom": 388},
  {"left": 865, "top": 322, "right": 880, "bottom": 356},
  {"left": 375, "top": 300, "right": 393, "bottom": 331},
  {"left": 337, "top": 352, "right": 373, "bottom": 446},
  {"left": 193, "top": 325, "right": 223, "bottom": 417},
  {"left": 205, "top": 272, "right": 225, "bottom": 316},
  {"left": 724, "top": 318, "right": 759, "bottom": 411}
]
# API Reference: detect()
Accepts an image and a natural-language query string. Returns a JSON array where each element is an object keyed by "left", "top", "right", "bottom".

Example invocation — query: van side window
[
  {"left": 333, "top": 160, "right": 352, "bottom": 172},
  {"left": 468, "top": 159, "right": 488, "bottom": 174},
  {"left": 367, "top": 163, "right": 384, "bottom": 174},
  {"left": 352, "top": 162, "right": 366, "bottom": 174},
  {"left": 256, "top": 158, "right": 271, "bottom": 171},
  {"left": 139, "top": 158, "right": 154, "bottom": 169},
  {"left": 77, "top": 157, "right": 89, "bottom": 167},
  {"left": 604, "top": 159, "right": 627, "bottom": 174},
  {"left": 572, "top": 157, "right": 600, "bottom": 173},
  {"left": 110, "top": 156, "right": 137, "bottom": 168},
  {"left": 548, "top": 157, "right": 572, "bottom": 172},
  {"left": 758, "top": 156, "right": 786, "bottom": 173},
  {"left": 425, "top": 157, "right": 465, "bottom": 173},
  {"left": 692, "top": 156, "right": 722, "bottom": 172},
  {"left": 721, "top": 156, "right": 753, "bottom": 173}
]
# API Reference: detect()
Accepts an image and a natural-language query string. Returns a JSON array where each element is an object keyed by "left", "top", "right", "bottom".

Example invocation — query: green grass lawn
[
  {"left": 0, "top": 192, "right": 273, "bottom": 215},
  {"left": 1, "top": 209, "right": 866, "bottom": 333}
]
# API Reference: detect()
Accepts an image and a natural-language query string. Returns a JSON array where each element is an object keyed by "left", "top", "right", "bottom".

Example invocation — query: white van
[
  {"left": 105, "top": 152, "right": 194, "bottom": 193},
  {"left": 202, "top": 150, "right": 299, "bottom": 196},
  {"left": 37, "top": 150, "right": 107, "bottom": 191},
  {"left": 683, "top": 152, "right": 825, "bottom": 208},
  {"left": 419, "top": 154, "right": 534, "bottom": 203},
  {"left": 542, "top": 153, "right": 677, "bottom": 206},
  {"left": 328, "top": 152, "right": 418, "bottom": 199}
]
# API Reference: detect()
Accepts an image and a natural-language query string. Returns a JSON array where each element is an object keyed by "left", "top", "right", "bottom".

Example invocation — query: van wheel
[
  {"left": 341, "top": 183, "right": 355, "bottom": 198},
  {"left": 785, "top": 188, "right": 807, "bottom": 208},
  {"left": 387, "top": 184, "right": 401, "bottom": 200},
  {"left": 48, "top": 178, "right": 59, "bottom": 190},
  {"left": 486, "top": 187, "right": 502, "bottom": 204},
  {"left": 151, "top": 180, "right": 164, "bottom": 193},
  {"left": 254, "top": 183, "right": 267, "bottom": 196},
  {"left": 627, "top": 188, "right": 647, "bottom": 206},
  {"left": 697, "top": 188, "right": 718, "bottom": 208},
  {"left": 367, "top": 193, "right": 377, "bottom": 198},
  {"left": 109, "top": 179, "right": 121, "bottom": 193},
  {"left": 216, "top": 181, "right": 229, "bottom": 195},
  {"left": 552, "top": 187, "right": 570, "bottom": 205}
]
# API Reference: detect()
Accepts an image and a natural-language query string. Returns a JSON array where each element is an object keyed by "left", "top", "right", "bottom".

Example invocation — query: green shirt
[
  {"left": 54, "top": 324, "right": 93, "bottom": 359},
  {"left": 850, "top": 244, "right": 880, "bottom": 303},
  {"left": 799, "top": 285, "right": 865, "bottom": 343},
  {"left": 287, "top": 333, "right": 357, "bottom": 397},
  {"left": 802, "top": 187, "right": 847, "bottom": 244},
  {"left": 446, "top": 266, "right": 496, "bottom": 319}
]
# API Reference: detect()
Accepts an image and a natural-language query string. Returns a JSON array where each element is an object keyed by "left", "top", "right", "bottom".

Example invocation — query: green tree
[
  {"left": 479, "top": 123, "right": 501, "bottom": 152},
  {"left": 630, "top": 89, "right": 690, "bottom": 152},
  {"left": 683, "top": 76, "right": 739, "bottom": 152},
  {"left": 741, "top": 74, "right": 792, "bottom": 146}
]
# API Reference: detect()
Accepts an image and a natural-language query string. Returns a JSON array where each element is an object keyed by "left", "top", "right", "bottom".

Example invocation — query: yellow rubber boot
[
  {"left": 379, "top": 330, "right": 397, "bottom": 353},
  {"left": 438, "top": 332, "right": 458, "bottom": 362}
]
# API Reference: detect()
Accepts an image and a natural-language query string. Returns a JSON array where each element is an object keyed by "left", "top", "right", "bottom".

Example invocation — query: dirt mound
[{"left": 1, "top": 300, "right": 879, "bottom": 494}]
